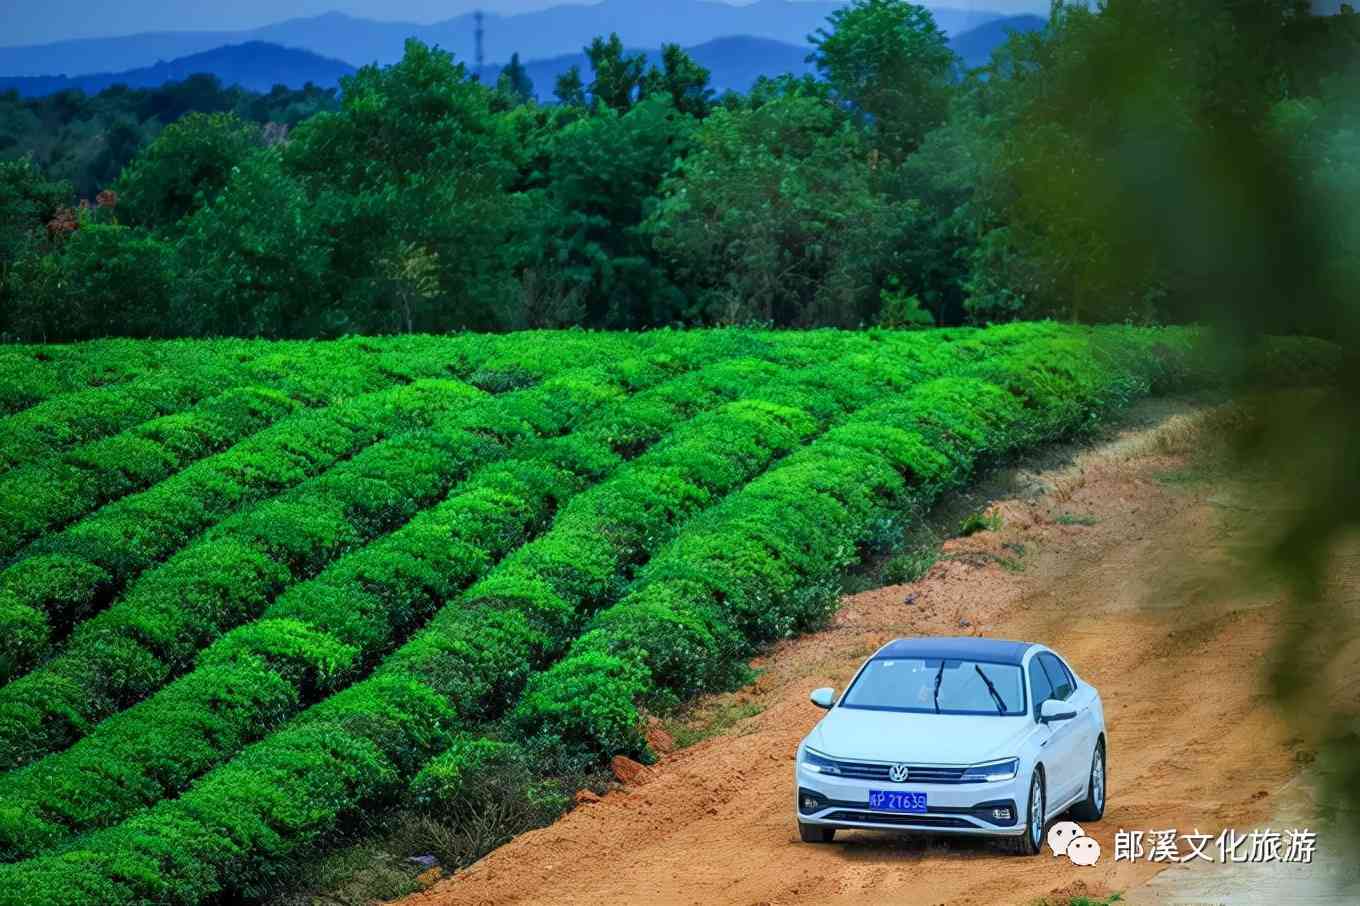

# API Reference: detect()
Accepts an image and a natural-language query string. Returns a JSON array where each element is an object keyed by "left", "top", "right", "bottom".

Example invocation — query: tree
[
  {"left": 585, "top": 34, "right": 649, "bottom": 113},
  {"left": 0, "top": 158, "right": 69, "bottom": 274},
  {"left": 175, "top": 149, "right": 331, "bottom": 337},
  {"left": 878, "top": 277, "right": 936, "bottom": 328},
  {"left": 645, "top": 92, "right": 908, "bottom": 326},
  {"left": 643, "top": 44, "right": 715, "bottom": 118},
  {"left": 143, "top": 73, "right": 233, "bottom": 122},
  {"left": 949, "top": 0, "right": 1340, "bottom": 325},
  {"left": 497, "top": 53, "right": 536, "bottom": 105},
  {"left": 887, "top": 87, "right": 991, "bottom": 326},
  {"left": 530, "top": 96, "right": 696, "bottom": 327},
  {"left": 379, "top": 240, "right": 442, "bottom": 333},
  {"left": 554, "top": 66, "right": 587, "bottom": 107},
  {"left": 0, "top": 160, "right": 72, "bottom": 340},
  {"left": 62, "top": 224, "right": 175, "bottom": 337},
  {"left": 113, "top": 112, "right": 262, "bottom": 231},
  {"left": 809, "top": 0, "right": 957, "bottom": 159},
  {"left": 281, "top": 40, "right": 518, "bottom": 332},
  {"left": 85, "top": 115, "right": 145, "bottom": 196},
  {"left": 9, "top": 222, "right": 175, "bottom": 341}
]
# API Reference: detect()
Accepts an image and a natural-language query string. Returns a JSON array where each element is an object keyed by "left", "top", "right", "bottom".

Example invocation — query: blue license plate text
[{"left": 867, "top": 790, "right": 927, "bottom": 813}]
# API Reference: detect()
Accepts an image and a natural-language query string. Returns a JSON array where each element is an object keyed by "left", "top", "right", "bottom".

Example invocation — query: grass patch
[
  {"left": 999, "top": 541, "right": 1028, "bottom": 573},
  {"left": 263, "top": 740, "right": 601, "bottom": 906},
  {"left": 959, "top": 509, "right": 1003, "bottom": 536},
  {"left": 1155, "top": 461, "right": 1223, "bottom": 485},
  {"left": 265, "top": 843, "right": 423, "bottom": 906},
  {"left": 882, "top": 546, "right": 940, "bottom": 584},
  {"left": 1030, "top": 893, "right": 1124, "bottom": 906},
  {"left": 664, "top": 700, "right": 766, "bottom": 749},
  {"left": 1055, "top": 512, "right": 1099, "bottom": 526}
]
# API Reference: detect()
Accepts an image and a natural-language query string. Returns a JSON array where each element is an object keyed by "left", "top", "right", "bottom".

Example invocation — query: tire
[
  {"left": 798, "top": 822, "right": 836, "bottom": 843},
  {"left": 1070, "top": 740, "right": 1107, "bottom": 822},
  {"left": 1009, "top": 770, "right": 1045, "bottom": 855}
]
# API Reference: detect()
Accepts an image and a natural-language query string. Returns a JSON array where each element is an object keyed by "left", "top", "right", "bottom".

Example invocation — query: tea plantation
[{"left": 0, "top": 325, "right": 1329, "bottom": 904}]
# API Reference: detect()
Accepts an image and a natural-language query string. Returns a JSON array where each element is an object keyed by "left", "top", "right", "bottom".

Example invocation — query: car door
[
  {"left": 1054, "top": 655, "right": 1100, "bottom": 757},
  {"left": 1027, "top": 656, "right": 1070, "bottom": 810},
  {"left": 1037, "top": 653, "right": 1085, "bottom": 806},
  {"left": 1053, "top": 656, "right": 1101, "bottom": 792}
]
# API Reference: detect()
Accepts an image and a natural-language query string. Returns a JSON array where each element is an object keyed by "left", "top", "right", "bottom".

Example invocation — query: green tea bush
[
  {"left": 0, "top": 326, "right": 1328, "bottom": 906},
  {"left": 0, "top": 333, "right": 669, "bottom": 701},
  {"left": 510, "top": 329, "right": 1189, "bottom": 758},
  {"left": 0, "top": 387, "right": 297, "bottom": 559},
  {"left": 0, "top": 366, "right": 629, "bottom": 768},
  {"left": 0, "top": 342, "right": 163, "bottom": 415},
  {"left": 0, "top": 346, "right": 856, "bottom": 854},
  {"left": 408, "top": 736, "right": 531, "bottom": 820},
  {"left": 0, "top": 382, "right": 443, "bottom": 679},
  {"left": 0, "top": 361, "right": 664, "bottom": 852},
  {"left": 0, "top": 336, "right": 469, "bottom": 472},
  {"left": 0, "top": 335, "right": 947, "bottom": 901}
]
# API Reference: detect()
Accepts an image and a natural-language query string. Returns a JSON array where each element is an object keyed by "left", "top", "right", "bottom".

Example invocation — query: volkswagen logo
[{"left": 888, "top": 763, "right": 910, "bottom": 783}]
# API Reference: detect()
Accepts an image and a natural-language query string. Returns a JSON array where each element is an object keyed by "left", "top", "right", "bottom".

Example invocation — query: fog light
[
  {"left": 798, "top": 788, "right": 826, "bottom": 814},
  {"left": 992, "top": 808, "right": 1012, "bottom": 820}
]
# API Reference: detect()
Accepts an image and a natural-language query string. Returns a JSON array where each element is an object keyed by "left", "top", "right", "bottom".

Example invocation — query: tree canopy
[{"left": 1, "top": 1, "right": 1356, "bottom": 341}]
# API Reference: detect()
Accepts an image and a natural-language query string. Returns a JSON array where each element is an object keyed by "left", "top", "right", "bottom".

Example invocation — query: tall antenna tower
[{"left": 474, "top": 10, "right": 485, "bottom": 70}]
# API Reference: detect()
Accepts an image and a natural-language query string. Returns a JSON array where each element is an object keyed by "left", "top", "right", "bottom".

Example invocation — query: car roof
[{"left": 873, "top": 637, "right": 1036, "bottom": 666}]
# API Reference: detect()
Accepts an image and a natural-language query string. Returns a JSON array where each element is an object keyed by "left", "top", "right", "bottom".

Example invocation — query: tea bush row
[
  {"left": 514, "top": 330, "right": 1189, "bottom": 758},
  {"left": 0, "top": 378, "right": 488, "bottom": 767},
  {"left": 0, "top": 330, "right": 837, "bottom": 772},
  {"left": 0, "top": 354, "right": 802, "bottom": 859},
  {"left": 0, "top": 329, "right": 1039, "bottom": 903},
  {"left": 0, "top": 332, "right": 700, "bottom": 696}
]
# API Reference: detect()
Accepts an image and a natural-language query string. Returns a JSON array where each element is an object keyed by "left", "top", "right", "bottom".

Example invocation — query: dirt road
[{"left": 400, "top": 399, "right": 1348, "bottom": 906}]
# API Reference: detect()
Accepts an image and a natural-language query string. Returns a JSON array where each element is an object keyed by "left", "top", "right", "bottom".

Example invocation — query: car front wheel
[
  {"left": 798, "top": 822, "right": 836, "bottom": 843},
  {"left": 1011, "top": 771, "right": 1045, "bottom": 855}
]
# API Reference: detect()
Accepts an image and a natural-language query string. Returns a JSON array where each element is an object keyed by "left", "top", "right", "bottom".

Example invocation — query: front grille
[
  {"left": 825, "top": 811, "right": 974, "bottom": 828},
  {"left": 824, "top": 759, "right": 969, "bottom": 784}
]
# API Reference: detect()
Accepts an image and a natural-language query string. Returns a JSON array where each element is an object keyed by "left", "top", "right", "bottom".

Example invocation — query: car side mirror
[
  {"left": 1040, "top": 698, "right": 1077, "bottom": 723},
  {"left": 809, "top": 687, "right": 836, "bottom": 710}
]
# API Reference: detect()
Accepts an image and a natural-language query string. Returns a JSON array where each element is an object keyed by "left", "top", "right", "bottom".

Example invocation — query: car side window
[
  {"left": 1039, "top": 653, "right": 1075, "bottom": 701},
  {"left": 1029, "top": 658, "right": 1055, "bottom": 716}
]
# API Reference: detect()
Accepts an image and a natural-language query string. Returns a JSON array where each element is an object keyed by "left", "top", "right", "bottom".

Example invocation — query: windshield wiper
[
  {"left": 932, "top": 660, "right": 946, "bottom": 714},
  {"left": 975, "top": 664, "right": 1008, "bottom": 715}
]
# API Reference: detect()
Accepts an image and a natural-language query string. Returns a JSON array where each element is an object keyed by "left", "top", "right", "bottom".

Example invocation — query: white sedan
[{"left": 794, "top": 637, "right": 1106, "bottom": 854}]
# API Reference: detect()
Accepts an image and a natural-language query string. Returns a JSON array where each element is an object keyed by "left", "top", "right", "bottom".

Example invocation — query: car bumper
[{"left": 794, "top": 765, "right": 1026, "bottom": 837}]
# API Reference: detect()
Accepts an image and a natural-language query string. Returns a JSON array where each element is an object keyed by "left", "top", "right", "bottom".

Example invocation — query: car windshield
[{"left": 841, "top": 657, "right": 1026, "bottom": 716}]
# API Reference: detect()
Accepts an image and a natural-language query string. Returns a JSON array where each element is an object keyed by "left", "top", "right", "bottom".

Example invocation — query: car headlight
[
  {"left": 800, "top": 748, "right": 842, "bottom": 775},
  {"left": 961, "top": 758, "right": 1019, "bottom": 783}
]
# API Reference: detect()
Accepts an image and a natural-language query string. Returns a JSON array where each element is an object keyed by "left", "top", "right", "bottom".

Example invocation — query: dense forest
[
  {"left": 1, "top": 0, "right": 1357, "bottom": 341},
  {"left": 0, "top": 78, "right": 340, "bottom": 198}
]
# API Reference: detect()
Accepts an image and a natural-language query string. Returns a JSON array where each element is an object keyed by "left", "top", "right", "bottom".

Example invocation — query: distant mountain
[
  {"left": 476, "top": 15, "right": 1033, "bottom": 101},
  {"left": 0, "top": 16, "right": 1039, "bottom": 104},
  {"left": 476, "top": 36, "right": 816, "bottom": 99},
  {"left": 0, "top": 43, "right": 356, "bottom": 98},
  {"left": 0, "top": 2, "right": 1014, "bottom": 78},
  {"left": 949, "top": 14, "right": 1046, "bottom": 68}
]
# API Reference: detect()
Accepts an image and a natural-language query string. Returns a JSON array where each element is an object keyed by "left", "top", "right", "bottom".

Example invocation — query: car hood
[{"left": 806, "top": 707, "right": 1034, "bottom": 764}]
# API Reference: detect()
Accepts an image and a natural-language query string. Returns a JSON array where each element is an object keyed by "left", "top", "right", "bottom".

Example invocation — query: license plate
[{"left": 868, "top": 790, "right": 928, "bottom": 813}]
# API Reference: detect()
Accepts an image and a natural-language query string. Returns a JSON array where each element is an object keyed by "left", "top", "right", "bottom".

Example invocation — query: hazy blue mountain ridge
[
  {"left": 0, "top": 43, "right": 356, "bottom": 97},
  {"left": 948, "top": 14, "right": 1045, "bottom": 67},
  {"left": 0, "top": 1, "right": 1010, "bottom": 77}
]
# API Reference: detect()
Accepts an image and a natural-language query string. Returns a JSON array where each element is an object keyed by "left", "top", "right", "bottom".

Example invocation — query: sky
[{"left": 0, "top": 0, "right": 1050, "bottom": 47}]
